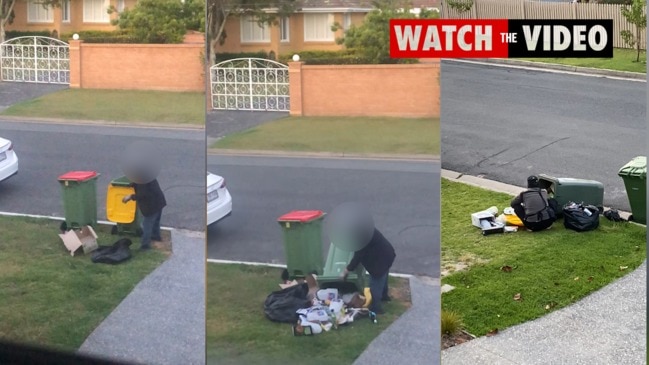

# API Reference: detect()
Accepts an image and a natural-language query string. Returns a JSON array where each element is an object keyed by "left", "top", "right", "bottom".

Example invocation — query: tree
[
  {"left": 335, "top": 0, "right": 439, "bottom": 64},
  {"left": 206, "top": 0, "right": 297, "bottom": 65},
  {"left": 620, "top": 0, "right": 646, "bottom": 62},
  {"left": 110, "top": 0, "right": 204, "bottom": 44},
  {"left": 0, "top": 0, "right": 17, "bottom": 43}
]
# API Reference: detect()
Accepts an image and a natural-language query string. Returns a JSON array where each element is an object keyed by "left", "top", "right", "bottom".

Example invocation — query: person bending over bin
[
  {"left": 511, "top": 175, "right": 557, "bottom": 232},
  {"left": 122, "top": 179, "right": 167, "bottom": 250},
  {"left": 120, "top": 140, "right": 166, "bottom": 251},
  {"left": 325, "top": 202, "right": 396, "bottom": 315},
  {"left": 342, "top": 228, "right": 396, "bottom": 315}
]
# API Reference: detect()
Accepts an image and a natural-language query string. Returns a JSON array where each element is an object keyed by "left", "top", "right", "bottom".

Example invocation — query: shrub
[
  {"left": 441, "top": 310, "right": 464, "bottom": 336},
  {"left": 214, "top": 51, "right": 271, "bottom": 64},
  {"left": 59, "top": 30, "right": 138, "bottom": 43},
  {"left": 5, "top": 30, "right": 52, "bottom": 40}
]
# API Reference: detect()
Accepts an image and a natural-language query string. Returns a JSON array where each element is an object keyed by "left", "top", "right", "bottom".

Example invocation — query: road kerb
[
  {"left": 206, "top": 258, "right": 417, "bottom": 279},
  {"left": 208, "top": 148, "right": 440, "bottom": 161},
  {"left": 444, "top": 59, "right": 646, "bottom": 82},
  {"left": 0, "top": 115, "right": 205, "bottom": 130},
  {"left": 0, "top": 211, "right": 175, "bottom": 231},
  {"left": 441, "top": 169, "right": 639, "bottom": 223}
]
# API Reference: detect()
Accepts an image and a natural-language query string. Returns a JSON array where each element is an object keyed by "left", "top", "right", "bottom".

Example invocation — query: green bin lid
[{"left": 618, "top": 156, "right": 646, "bottom": 179}]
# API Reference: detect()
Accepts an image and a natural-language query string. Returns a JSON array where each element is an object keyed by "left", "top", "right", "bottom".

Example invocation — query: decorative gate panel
[
  {"left": 0, "top": 37, "right": 70, "bottom": 84},
  {"left": 210, "top": 58, "right": 289, "bottom": 112}
]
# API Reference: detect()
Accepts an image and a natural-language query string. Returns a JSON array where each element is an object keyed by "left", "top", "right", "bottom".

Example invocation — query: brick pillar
[
  {"left": 288, "top": 61, "right": 303, "bottom": 117},
  {"left": 69, "top": 39, "right": 82, "bottom": 89}
]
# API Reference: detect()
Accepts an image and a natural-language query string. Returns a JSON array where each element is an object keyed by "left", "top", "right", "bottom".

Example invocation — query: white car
[
  {"left": 207, "top": 172, "right": 232, "bottom": 225},
  {"left": 0, "top": 137, "right": 18, "bottom": 183}
]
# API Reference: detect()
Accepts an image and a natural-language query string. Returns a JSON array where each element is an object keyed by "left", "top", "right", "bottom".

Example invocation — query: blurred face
[
  {"left": 325, "top": 202, "right": 375, "bottom": 252},
  {"left": 120, "top": 140, "right": 161, "bottom": 184}
]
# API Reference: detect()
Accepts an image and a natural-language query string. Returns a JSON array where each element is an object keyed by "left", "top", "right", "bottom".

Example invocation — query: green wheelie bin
[
  {"left": 58, "top": 171, "right": 100, "bottom": 229},
  {"left": 278, "top": 210, "right": 326, "bottom": 279},
  {"left": 317, "top": 242, "right": 367, "bottom": 294},
  {"left": 537, "top": 174, "right": 605, "bottom": 212},
  {"left": 618, "top": 156, "right": 646, "bottom": 224}
]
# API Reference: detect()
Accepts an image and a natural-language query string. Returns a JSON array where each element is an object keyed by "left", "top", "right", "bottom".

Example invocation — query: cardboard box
[{"left": 59, "top": 226, "right": 99, "bottom": 256}]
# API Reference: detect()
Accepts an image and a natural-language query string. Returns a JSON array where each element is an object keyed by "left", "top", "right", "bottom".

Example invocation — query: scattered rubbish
[
  {"left": 58, "top": 225, "right": 98, "bottom": 256},
  {"left": 441, "top": 284, "right": 456, "bottom": 293},
  {"left": 486, "top": 328, "right": 499, "bottom": 337},
  {"left": 563, "top": 202, "right": 600, "bottom": 232},
  {"left": 619, "top": 266, "right": 629, "bottom": 271},
  {"left": 471, "top": 210, "right": 505, "bottom": 235},
  {"left": 500, "top": 266, "right": 513, "bottom": 273},
  {"left": 91, "top": 238, "right": 134, "bottom": 265},
  {"left": 603, "top": 209, "right": 625, "bottom": 222},
  {"left": 513, "top": 293, "right": 522, "bottom": 301}
]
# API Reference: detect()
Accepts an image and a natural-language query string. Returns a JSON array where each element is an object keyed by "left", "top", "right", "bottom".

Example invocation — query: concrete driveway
[
  {"left": 0, "top": 82, "right": 67, "bottom": 111},
  {"left": 206, "top": 110, "right": 288, "bottom": 143}
]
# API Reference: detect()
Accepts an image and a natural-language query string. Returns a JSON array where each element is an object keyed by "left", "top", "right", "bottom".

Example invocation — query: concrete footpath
[
  {"left": 78, "top": 229, "right": 206, "bottom": 365},
  {"left": 440, "top": 169, "right": 647, "bottom": 365},
  {"left": 354, "top": 276, "right": 441, "bottom": 365}
]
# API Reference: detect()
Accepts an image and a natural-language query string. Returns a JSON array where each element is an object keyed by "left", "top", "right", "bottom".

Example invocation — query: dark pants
[
  {"left": 368, "top": 271, "right": 389, "bottom": 313},
  {"left": 141, "top": 209, "right": 163, "bottom": 248},
  {"left": 512, "top": 205, "right": 554, "bottom": 231}
]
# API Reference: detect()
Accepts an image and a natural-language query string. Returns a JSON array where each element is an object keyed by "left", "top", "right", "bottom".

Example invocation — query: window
[
  {"left": 83, "top": 0, "right": 110, "bottom": 23},
  {"left": 27, "top": 0, "right": 53, "bottom": 23},
  {"left": 279, "top": 17, "right": 290, "bottom": 42},
  {"left": 240, "top": 16, "right": 270, "bottom": 43},
  {"left": 117, "top": 0, "right": 125, "bottom": 12},
  {"left": 304, "top": 13, "right": 334, "bottom": 42},
  {"left": 62, "top": 0, "right": 71, "bottom": 22},
  {"left": 343, "top": 13, "right": 352, "bottom": 30}
]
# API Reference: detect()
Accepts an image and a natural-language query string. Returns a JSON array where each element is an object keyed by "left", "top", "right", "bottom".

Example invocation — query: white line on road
[
  {"left": 446, "top": 59, "right": 646, "bottom": 83},
  {"left": 206, "top": 258, "right": 414, "bottom": 278}
]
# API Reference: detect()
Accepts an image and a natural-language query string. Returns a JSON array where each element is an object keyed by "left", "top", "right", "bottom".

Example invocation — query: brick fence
[
  {"left": 288, "top": 61, "right": 440, "bottom": 118},
  {"left": 69, "top": 35, "right": 205, "bottom": 92}
]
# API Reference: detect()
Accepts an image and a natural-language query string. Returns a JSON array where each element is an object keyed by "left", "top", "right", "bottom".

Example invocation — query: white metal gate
[
  {"left": 0, "top": 36, "right": 70, "bottom": 84},
  {"left": 210, "top": 58, "right": 289, "bottom": 112}
]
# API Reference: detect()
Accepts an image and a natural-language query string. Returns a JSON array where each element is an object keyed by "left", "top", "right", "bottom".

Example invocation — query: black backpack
[
  {"left": 263, "top": 283, "right": 311, "bottom": 323},
  {"left": 563, "top": 202, "right": 600, "bottom": 232}
]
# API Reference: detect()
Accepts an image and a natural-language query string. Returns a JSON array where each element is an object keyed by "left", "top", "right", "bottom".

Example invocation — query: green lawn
[
  {"left": 2, "top": 89, "right": 205, "bottom": 125},
  {"left": 206, "top": 264, "right": 410, "bottom": 365},
  {"left": 441, "top": 179, "right": 646, "bottom": 337},
  {"left": 211, "top": 116, "right": 440, "bottom": 156},
  {"left": 0, "top": 216, "right": 167, "bottom": 351},
  {"left": 521, "top": 48, "right": 646, "bottom": 73}
]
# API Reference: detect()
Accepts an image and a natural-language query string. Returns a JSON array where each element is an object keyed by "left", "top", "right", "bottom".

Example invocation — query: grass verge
[
  {"left": 441, "top": 179, "right": 646, "bottom": 336},
  {"left": 1, "top": 89, "right": 205, "bottom": 125},
  {"left": 521, "top": 48, "right": 646, "bottom": 73},
  {"left": 211, "top": 116, "right": 440, "bottom": 156},
  {"left": 206, "top": 264, "right": 411, "bottom": 365},
  {"left": 0, "top": 216, "right": 167, "bottom": 351}
]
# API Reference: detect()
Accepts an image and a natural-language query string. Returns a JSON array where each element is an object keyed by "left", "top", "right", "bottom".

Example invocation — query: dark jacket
[
  {"left": 347, "top": 229, "right": 396, "bottom": 277},
  {"left": 511, "top": 188, "right": 552, "bottom": 223},
  {"left": 131, "top": 179, "right": 167, "bottom": 217}
]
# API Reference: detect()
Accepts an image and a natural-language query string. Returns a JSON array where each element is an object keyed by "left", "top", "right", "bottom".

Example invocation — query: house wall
[
  {"left": 288, "top": 62, "right": 440, "bottom": 118},
  {"left": 216, "top": 12, "right": 367, "bottom": 58},
  {"left": 69, "top": 36, "right": 204, "bottom": 92},
  {"left": 7, "top": 0, "right": 135, "bottom": 38}
]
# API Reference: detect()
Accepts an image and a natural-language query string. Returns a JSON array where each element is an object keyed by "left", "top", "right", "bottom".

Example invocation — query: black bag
[
  {"left": 603, "top": 209, "right": 625, "bottom": 222},
  {"left": 563, "top": 202, "right": 600, "bottom": 232},
  {"left": 263, "top": 283, "right": 311, "bottom": 323},
  {"left": 91, "top": 238, "right": 133, "bottom": 265}
]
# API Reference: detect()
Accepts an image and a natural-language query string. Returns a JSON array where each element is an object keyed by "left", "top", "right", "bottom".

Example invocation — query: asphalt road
[
  {"left": 207, "top": 155, "right": 440, "bottom": 277},
  {"left": 0, "top": 120, "right": 205, "bottom": 231},
  {"left": 441, "top": 60, "right": 646, "bottom": 211}
]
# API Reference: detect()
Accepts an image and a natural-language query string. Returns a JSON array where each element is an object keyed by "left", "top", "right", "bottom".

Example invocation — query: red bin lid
[
  {"left": 58, "top": 171, "right": 98, "bottom": 182},
  {"left": 278, "top": 210, "right": 324, "bottom": 223}
]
